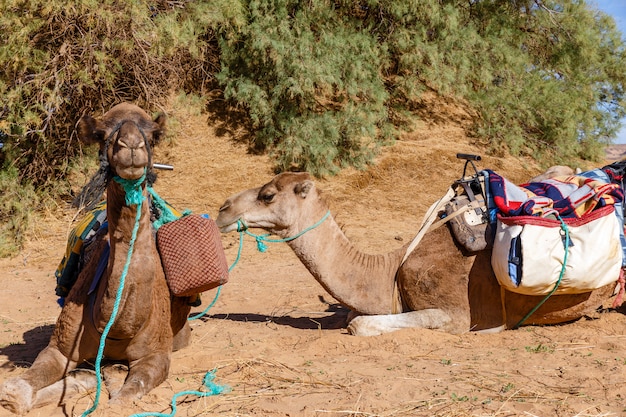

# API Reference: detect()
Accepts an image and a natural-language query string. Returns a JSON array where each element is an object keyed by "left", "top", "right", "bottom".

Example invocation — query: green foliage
[
  {"left": 216, "top": 0, "right": 626, "bottom": 173},
  {"left": 0, "top": 167, "right": 38, "bottom": 257},
  {"left": 216, "top": 0, "right": 390, "bottom": 175},
  {"left": 463, "top": 0, "right": 626, "bottom": 162},
  {"left": 0, "top": 0, "right": 235, "bottom": 187},
  {"left": 0, "top": 0, "right": 238, "bottom": 253},
  {"left": 1, "top": 0, "right": 626, "bottom": 254}
]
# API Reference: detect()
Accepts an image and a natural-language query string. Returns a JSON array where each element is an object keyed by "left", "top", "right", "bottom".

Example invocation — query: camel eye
[{"left": 259, "top": 193, "right": 275, "bottom": 203}]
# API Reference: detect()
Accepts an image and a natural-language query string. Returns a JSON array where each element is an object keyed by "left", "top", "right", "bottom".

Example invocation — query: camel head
[
  {"left": 217, "top": 172, "right": 318, "bottom": 236},
  {"left": 77, "top": 102, "right": 166, "bottom": 180}
]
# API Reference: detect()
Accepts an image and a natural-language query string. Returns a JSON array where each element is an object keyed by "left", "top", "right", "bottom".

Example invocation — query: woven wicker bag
[{"left": 157, "top": 214, "right": 229, "bottom": 296}]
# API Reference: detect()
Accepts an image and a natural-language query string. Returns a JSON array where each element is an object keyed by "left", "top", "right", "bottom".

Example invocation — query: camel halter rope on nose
[
  {"left": 83, "top": 173, "right": 229, "bottom": 417},
  {"left": 235, "top": 210, "right": 331, "bottom": 252}
]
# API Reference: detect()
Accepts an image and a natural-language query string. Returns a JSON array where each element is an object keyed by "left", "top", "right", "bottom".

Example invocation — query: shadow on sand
[
  {"left": 197, "top": 302, "right": 350, "bottom": 331},
  {"left": 0, "top": 324, "right": 54, "bottom": 369}
]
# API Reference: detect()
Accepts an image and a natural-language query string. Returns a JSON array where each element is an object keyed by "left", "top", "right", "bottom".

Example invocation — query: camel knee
[{"left": 0, "top": 377, "right": 35, "bottom": 415}]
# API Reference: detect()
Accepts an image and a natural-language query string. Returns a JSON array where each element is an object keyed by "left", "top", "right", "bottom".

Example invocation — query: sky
[{"left": 593, "top": 1, "right": 626, "bottom": 143}]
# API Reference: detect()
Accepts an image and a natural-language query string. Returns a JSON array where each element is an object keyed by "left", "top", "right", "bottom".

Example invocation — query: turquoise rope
[
  {"left": 121, "top": 187, "right": 243, "bottom": 416},
  {"left": 134, "top": 235, "right": 242, "bottom": 416},
  {"left": 147, "top": 187, "right": 185, "bottom": 230},
  {"left": 513, "top": 214, "right": 570, "bottom": 329},
  {"left": 127, "top": 369, "right": 230, "bottom": 417},
  {"left": 82, "top": 175, "right": 145, "bottom": 417},
  {"left": 189, "top": 210, "right": 330, "bottom": 321},
  {"left": 79, "top": 177, "right": 234, "bottom": 416},
  {"left": 116, "top": 173, "right": 147, "bottom": 206},
  {"left": 238, "top": 210, "right": 331, "bottom": 252},
  {"left": 129, "top": 211, "right": 330, "bottom": 416}
]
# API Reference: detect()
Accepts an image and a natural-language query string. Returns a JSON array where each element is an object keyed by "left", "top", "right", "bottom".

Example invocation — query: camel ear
[
  {"left": 294, "top": 180, "right": 314, "bottom": 199},
  {"left": 151, "top": 113, "right": 167, "bottom": 145},
  {"left": 77, "top": 114, "right": 106, "bottom": 146}
]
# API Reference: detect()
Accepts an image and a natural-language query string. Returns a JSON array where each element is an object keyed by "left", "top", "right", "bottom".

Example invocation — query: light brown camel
[
  {"left": 215, "top": 172, "right": 619, "bottom": 336},
  {"left": 0, "top": 103, "right": 192, "bottom": 414}
]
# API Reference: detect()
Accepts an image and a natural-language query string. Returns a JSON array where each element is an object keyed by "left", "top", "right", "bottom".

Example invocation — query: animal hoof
[
  {"left": 109, "top": 377, "right": 146, "bottom": 405},
  {"left": 347, "top": 315, "right": 384, "bottom": 336},
  {"left": 0, "top": 378, "right": 34, "bottom": 415},
  {"left": 107, "top": 395, "right": 125, "bottom": 406},
  {"left": 108, "top": 389, "right": 140, "bottom": 407}
]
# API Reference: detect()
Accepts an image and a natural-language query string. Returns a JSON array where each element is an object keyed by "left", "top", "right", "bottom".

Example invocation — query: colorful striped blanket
[{"left": 486, "top": 169, "right": 624, "bottom": 219}]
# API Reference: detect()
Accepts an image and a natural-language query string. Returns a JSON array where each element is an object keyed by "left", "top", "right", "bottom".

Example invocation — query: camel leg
[
  {"left": 346, "top": 309, "right": 453, "bottom": 336},
  {"left": 0, "top": 346, "right": 78, "bottom": 415},
  {"left": 172, "top": 320, "right": 191, "bottom": 352},
  {"left": 32, "top": 369, "right": 97, "bottom": 409},
  {"left": 108, "top": 352, "right": 170, "bottom": 404},
  {"left": 170, "top": 296, "right": 192, "bottom": 352}
]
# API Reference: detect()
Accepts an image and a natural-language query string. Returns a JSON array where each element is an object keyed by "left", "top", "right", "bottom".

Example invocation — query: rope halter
[{"left": 236, "top": 210, "right": 331, "bottom": 252}]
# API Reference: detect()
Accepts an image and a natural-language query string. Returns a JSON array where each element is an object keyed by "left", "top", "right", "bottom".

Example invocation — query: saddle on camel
[
  {"left": 0, "top": 103, "right": 227, "bottom": 415},
  {"left": 431, "top": 154, "right": 625, "bottom": 300}
]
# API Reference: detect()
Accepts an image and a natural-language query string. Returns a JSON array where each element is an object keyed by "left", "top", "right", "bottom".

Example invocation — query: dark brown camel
[
  {"left": 215, "top": 172, "right": 619, "bottom": 336},
  {"left": 0, "top": 103, "right": 192, "bottom": 414}
]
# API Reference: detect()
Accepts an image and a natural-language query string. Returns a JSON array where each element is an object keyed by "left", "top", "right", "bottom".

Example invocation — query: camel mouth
[
  {"left": 114, "top": 165, "right": 148, "bottom": 181},
  {"left": 216, "top": 218, "right": 242, "bottom": 233}
]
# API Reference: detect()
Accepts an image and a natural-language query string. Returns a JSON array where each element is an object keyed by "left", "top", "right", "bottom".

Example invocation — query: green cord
[
  {"left": 239, "top": 210, "right": 330, "bottom": 252},
  {"left": 513, "top": 215, "right": 570, "bottom": 329},
  {"left": 127, "top": 369, "right": 230, "bottom": 417},
  {"left": 132, "top": 227, "right": 246, "bottom": 416},
  {"left": 78, "top": 177, "right": 234, "bottom": 416},
  {"left": 147, "top": 187, "right": 183, "bottom": 230}
]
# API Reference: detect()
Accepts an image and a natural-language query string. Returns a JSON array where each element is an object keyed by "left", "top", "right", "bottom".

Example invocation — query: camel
[
  {"left": 528, "top": 165, "right": 581, "bottom": 182},
  {"left": 0, "top": 103, "right": 192, "bottom": 414},
  {"left": 215, "top": 172, "right": 619, "bottom": 337}
]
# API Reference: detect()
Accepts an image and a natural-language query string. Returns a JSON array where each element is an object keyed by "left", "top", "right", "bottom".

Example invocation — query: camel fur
[
  {"left": 0, "top": 103, "right": 192, "bottom": 415},
  {"left": 215, "top": 172, "right": 617, "bottom": 337}
]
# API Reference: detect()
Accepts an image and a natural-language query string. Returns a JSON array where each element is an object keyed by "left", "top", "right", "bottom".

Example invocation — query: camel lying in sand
[
  {"left": 0, "top": 103, "right": 192, "bottom": 414},
  {"left": 215, "top": 172, "right": 619, "bottom": 336}
]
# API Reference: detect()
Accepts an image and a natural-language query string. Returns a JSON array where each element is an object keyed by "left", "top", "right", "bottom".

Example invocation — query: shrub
[
  {"left": 1, "top": 0, "right": 625, "bottom": 255},
  {"left": 216, "top": 0, "right": 391, "bottom": 175},
  {"left": 0, "top": 0, "right": 235, "bottom": 254}
]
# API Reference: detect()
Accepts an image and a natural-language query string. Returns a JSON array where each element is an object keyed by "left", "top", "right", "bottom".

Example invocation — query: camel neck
[
  {"left": 94, "top": 181, "right": 156, "bottom": 336},
  {"left": 284, "top": 211, "right": 406, "bottom": 315},
  {"left": 106, "top": 181, "right": 150, "bottom": 237}
]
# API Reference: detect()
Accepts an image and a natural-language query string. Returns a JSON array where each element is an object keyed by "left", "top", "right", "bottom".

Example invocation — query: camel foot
[
  {"left": 0, "top": 377, "right": 34, "bottom": 415},
  {"left": 108, "top": 382, "right": 144, "bottom": 406},
  {"left": 347, "top": 309, "right": 452, "bottom": 336},
  {"left": 102, "top": 364, "right": 128, "bottom": 395},
  {"left": 107, "top": 394, "right": 132, "bottom": 407},
  {"left": 473, "top": 324, "right": 506, "bottom": 334}
]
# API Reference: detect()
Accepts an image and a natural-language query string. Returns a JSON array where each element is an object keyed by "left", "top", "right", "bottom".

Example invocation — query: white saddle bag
[{"left": 491, "top": 205, "right": 622, "bottom": 295}]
